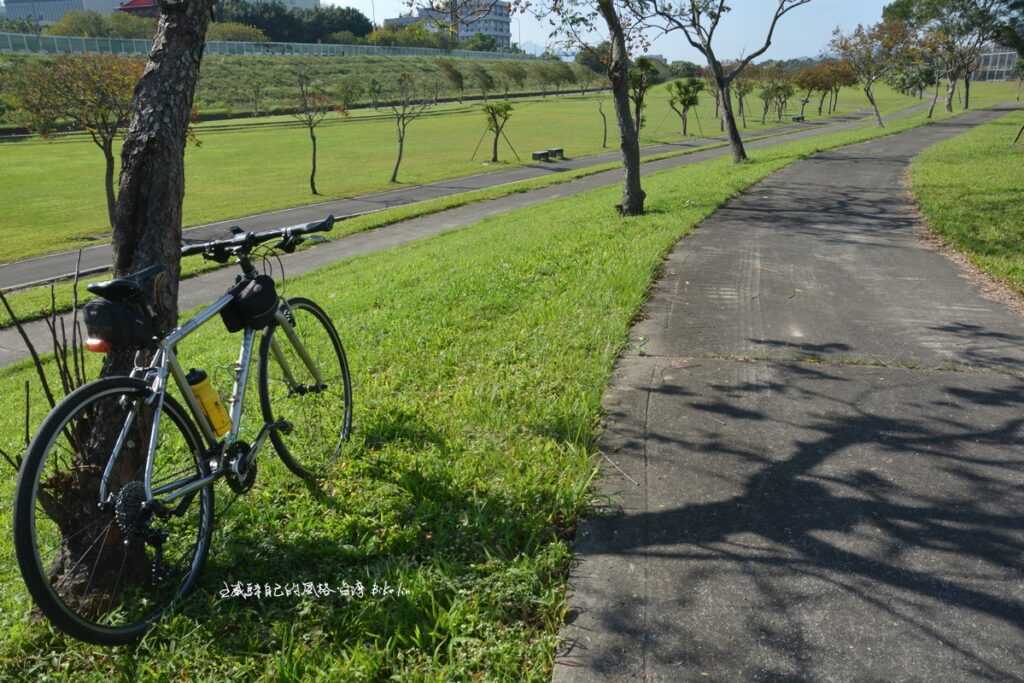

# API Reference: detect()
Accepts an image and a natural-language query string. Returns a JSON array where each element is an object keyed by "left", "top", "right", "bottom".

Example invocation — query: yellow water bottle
[{"left": 186, "top": 368, "right": 231, "bottom": 438}]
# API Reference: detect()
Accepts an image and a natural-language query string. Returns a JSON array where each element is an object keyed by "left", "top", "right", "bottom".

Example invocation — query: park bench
[
  {"left": 547, "top": 148, "right": 565, "bottom": 160},
  {"left": 532, "top": 150, "right": 550, "bottom": 162},
  {"left": 792, "top": 115, "right": 806, "bottom": 123}
]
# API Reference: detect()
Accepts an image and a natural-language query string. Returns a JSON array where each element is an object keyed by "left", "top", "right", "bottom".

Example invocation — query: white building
[
  {"left": 976, "top": 44, "right": 1019, "bottom": 81},
  {"left": 5, "top": 0, "right": 134, "bottom": 23},
  {"left": 385, "top": 1, "right": 511, "bottom": 49},
  {"left": 4, "top": 0, "right": 316, "bottom": 24}
]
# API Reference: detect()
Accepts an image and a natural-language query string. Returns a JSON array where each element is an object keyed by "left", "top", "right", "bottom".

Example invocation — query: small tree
[
  {"left": 292, "top": 70, "right": 336, "bottom": 195},
  {"left": 482, "top": 101, "right": 514, "bottom": 162},
  {"left": 368, "top": 77, "right": 383, "bottom": 108},
  {"left": 622, "top": 0, "right": 815, "bottom": 163},
  {"left": 469, "top": 63, "right": 496, "bottom": 100},
  {"left": 667, "top": 77, "right": 703, "bottom": 135},
  {"left": 337, "top": 74, "right": 366, "bottom": 110},
  {"left": 435, "top": 59, "right": 465, "bottom": 102},
  {"left": 628, "top": 56, "right": 656, "bottom": 129},
  {"left": 241, "top": 73, "right": 266, "bottom": 117},
  {"left": 529, "top": 0, "right": 647, "bottom": 215},
  {"left": 598, "top": 99, "right": 609, "bottom": 147},
  {"left": 495, "top": 61, "right": 528, "bottom": 97},
  {"left": 831, "top": 21, "right": 909, "bottom": 128},
  {"left": 8, "top": 54, "right": 142, "bottom": 230},
  {"left": 774, "top": 78, "right": 795, "bottom": 120},
  {"left": 733, "top": 71, "right": 755, "bottom": 127},
  {"left": 386, "top": 72, "right": 433, "bottom": 183}
]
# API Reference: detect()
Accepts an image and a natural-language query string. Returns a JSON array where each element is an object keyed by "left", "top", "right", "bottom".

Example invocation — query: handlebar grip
[{"left": 302, "top": 214, "right": 335, "bottom": 234}]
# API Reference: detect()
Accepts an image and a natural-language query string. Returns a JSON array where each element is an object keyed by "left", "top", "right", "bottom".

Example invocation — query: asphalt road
[
  {"left": 0, "top": 109, "right": 884, "bottom": 368},
  {"left": 552, "top": 106, "right": 1024, "bottom": 682}
]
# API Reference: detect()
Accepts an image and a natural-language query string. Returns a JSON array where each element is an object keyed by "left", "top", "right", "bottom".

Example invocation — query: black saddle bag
[
  {"left": 221, "top": 275, "right": 279, "bottom": 333},
  {"left": 83, "top": 299, "right": 157, "bottom": 348}
]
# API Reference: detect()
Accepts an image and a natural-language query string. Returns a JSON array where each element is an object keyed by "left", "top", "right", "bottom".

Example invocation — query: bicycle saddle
[{"left": 87, "top": 264, "right": 167, "bottom": 303}]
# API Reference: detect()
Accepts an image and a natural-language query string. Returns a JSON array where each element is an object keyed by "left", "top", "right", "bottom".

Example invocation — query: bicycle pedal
[{"left": 274, "top": 420, "right": 294, "bottom": 435}]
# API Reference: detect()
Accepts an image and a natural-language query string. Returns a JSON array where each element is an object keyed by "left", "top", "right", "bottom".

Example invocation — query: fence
[{"left": 0, "top": 31, "right": 535, "bottom": 61}]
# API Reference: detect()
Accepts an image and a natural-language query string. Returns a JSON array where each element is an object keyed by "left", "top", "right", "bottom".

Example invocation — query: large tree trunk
[
  {"left": 54, "top": 0, "right": 215, "bottom": 610},
  {"left": 818, "top": 91, "right": 828, "bottom": 116},
  {"left": 945, "top": 76, "right": 957, "bottom": 113},
  {"left": 597, "top": 0, "right": 644, "bottom": 216},
  {"left": 491, "top": 128, "right": 499, "bottom": 163},
  {"left": 716, "top": 77, "right": 746, "bottom": 163},
  {"left": 114, "top": 0, "right": 213, "bottom": 338}
]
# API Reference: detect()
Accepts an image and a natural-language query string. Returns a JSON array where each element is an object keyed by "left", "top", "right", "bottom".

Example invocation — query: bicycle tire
[
  {"left": 13, "top": 376, "right": 214, "bottom": 645},
  {"left": 257, "top": 296, "right": 352, "bottom": 480}
]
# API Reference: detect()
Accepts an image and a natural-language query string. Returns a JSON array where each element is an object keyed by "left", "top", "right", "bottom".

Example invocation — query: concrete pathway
[
  {"left": 0, "top": 109, "right": 886, "bottom": 368},
  {"left": 552, "top": 106, "right": 1024, "bottom": 682}
]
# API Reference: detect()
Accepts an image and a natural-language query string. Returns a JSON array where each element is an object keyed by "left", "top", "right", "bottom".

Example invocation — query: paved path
[
  {"left": 1, "top": 114, "right": 864, "bottom": 291},
  {"left": 0, "top": 109, "right": 886, "bottom": 368},
  {"left": 552, "top": 106, "right": 1024, "bottom": 682}
]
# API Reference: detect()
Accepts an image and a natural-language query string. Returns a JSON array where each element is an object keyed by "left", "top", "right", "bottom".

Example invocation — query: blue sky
[{"left": 327, "top": 0, "right": 891, "bottom": 60}]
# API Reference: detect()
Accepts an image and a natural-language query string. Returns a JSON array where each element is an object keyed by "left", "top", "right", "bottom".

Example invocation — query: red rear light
[{"left": 84, "top": 338, "right": 112, "bottom": 353}]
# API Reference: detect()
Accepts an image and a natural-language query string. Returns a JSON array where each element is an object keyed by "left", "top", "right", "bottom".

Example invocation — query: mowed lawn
[
  {"left": 0, "top": 82, "right": 923, "bottom": 264},
  {"left": 0, "top": 96, "right": 1009, "bottom": 681},
  {"left": 912, "top": 108, "right": 1024, "bottom": 291}
]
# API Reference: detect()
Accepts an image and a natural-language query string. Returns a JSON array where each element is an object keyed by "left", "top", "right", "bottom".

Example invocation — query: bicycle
[{"left": 12, "top": 215, "right": 353, "bottom": 645}]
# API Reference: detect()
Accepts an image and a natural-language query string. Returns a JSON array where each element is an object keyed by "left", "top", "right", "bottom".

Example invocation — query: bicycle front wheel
[
  {"left": 12, "top": 376, "right": 214, "bottom": 645},
  {"left": 258, "top": 296, "right": 352, "bottom": 480}
]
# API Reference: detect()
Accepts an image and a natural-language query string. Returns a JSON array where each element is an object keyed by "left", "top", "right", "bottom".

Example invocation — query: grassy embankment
[
  {"left": 0, "top": 81, "right": 1016, "bottom": 682},
  {"left": 0, "top": 80, "right": 919, "bottom": 265},
  {"left": 911, "top": 108, "right": 1024, "bottom": 292},
  {"left": 0, "top": 81, "right": 951, "bottom": 329}
]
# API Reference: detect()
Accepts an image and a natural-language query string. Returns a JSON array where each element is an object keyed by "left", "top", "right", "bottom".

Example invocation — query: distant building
[
  {"left": 250, "top": 0, "right": 318, "bottom": 10},
  {"left": 976, "top": 44, "right": 1019, "bottom": 81},
  {"left": 7, "top": 0, "right": 125, "bottom": 23},
  {"left": 384, "top": 0, "right": 511, "bottom": 49},
  {"left": 116, "top": 0, "right": 154, "bottom": 17}
]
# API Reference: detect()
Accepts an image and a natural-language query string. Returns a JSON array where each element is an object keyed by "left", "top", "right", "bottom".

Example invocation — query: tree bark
[
  {"left": 865, "top": 86, "right": 884, "bottom": 128},
  {"left": 716, "top": 77, "right": 746, "bottom": 163},
  {"left": 927, "top": 79, "right": 941, "bottom": 119},
  {"left": 391, "top": 126, "right": 405, "bottom": 183},
  {"left": 113, "top": 0, "right": 214, "bottom": 337},
  {"left": 491, "top": 127, "right": 500, "bottom": 163},
  {"left": 963, "top": 73, "right": 971, "bottom": 111},
  {"left": 55, "top": 0, "right": 216, "bottom": 611},
  {"left": 597, "top": 0, "right": 643, "bottom": 216},
  {"left": 945, "top": 76, "right": 957, "bottom": 113},
  {"left": 102, "top": 138, "right": 116, "bottom": 230},
  {"left": 598, "top": 103, "right": 607, "bottom": 148},
  {"left": 308, "top": 127, "right": 319, "bottom": 195},
  {"left": 818, "top": 91, "right": 828, "bottom": 116}
]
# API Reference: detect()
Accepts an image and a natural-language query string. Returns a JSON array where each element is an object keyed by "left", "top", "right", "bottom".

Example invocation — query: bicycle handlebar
[{"left": 181, "top": 214, "right": 336, "bottom": 259}]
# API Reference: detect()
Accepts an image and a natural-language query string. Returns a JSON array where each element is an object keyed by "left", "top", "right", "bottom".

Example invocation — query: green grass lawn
[
  {"left": 0, "top": 81, "right": 929, "bottom": 265},
  {"left": 0, "top": 90, "right": 1012, "bottom": 681},
  {"left": 911, "top": 109, "right": 1024, "bottom": 292}
]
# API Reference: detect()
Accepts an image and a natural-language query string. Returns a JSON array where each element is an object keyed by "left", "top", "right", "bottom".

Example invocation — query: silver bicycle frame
[{"left": 97, "top": 295, "right": 324, "bottom": 507}]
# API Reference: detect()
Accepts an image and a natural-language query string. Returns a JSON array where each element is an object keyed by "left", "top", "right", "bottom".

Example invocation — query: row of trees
[
  {"left": 41, "top": 11, "right": 271, "bottom": 43},
  {"left": 831, "top": 0, "right": 1022, "bottom": 128},
  {"left": 214, "top": 0, "right": 373, "bottom": 44}
]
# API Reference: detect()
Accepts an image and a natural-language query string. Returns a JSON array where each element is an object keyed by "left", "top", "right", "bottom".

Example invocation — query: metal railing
[{"left": 0, "top": 31, "right": 535, "bottom": 60}]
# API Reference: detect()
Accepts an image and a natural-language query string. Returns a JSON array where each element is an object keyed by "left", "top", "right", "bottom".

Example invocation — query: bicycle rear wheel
[
  {"left": 12, "top": 377, "right": 214, "bottom": 645},
  {"left": 258, "top": 296, "right": 352, "bottom": 480}
]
